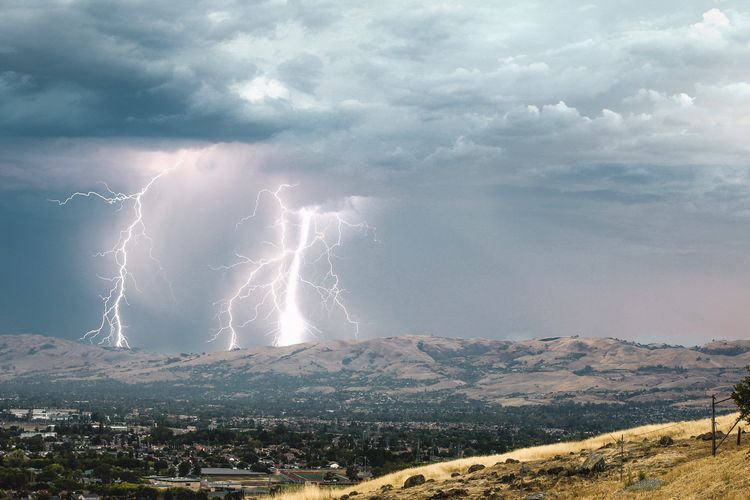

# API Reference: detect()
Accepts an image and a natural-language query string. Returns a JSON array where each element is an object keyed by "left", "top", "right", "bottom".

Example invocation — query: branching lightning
[
  {"left": 213, "top": 185, "right": 369, "bottom": 350},
  {"left": 53, "top": 167, "right": 176, "bottom": 348}
]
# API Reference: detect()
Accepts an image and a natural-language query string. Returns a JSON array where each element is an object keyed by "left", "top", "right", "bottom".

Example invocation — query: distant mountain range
[{"left": 1, "top": 333, "right": 748, "bottom": 408}]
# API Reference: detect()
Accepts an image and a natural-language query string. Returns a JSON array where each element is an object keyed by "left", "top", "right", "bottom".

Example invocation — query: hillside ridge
[
  {"left": 0, "top": 333, "right": 748, "bottom": 407},
  {"left": 277, "top": 413, "right": 746, "bottom": 499}
]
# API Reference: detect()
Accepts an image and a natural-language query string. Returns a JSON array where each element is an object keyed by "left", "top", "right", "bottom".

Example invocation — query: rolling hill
[
  {"left": 0, "top": 333, "right": 748, "bottom": 408},
  {"left": 276, "top": 413, "right": 747, "bottom": 499}
]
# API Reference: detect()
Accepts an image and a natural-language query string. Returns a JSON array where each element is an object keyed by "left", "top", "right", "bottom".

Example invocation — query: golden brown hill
[
  {"left": 275, "top": 413, "right": 750, "bottom": 499},
  {"left": 1, "top": 333, "right": 748, "bottom": 407}
]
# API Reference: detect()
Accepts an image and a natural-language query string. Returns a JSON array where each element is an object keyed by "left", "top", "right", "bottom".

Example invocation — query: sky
[{"left": 2, "top": 1, "right": 750, "bottom": 351}]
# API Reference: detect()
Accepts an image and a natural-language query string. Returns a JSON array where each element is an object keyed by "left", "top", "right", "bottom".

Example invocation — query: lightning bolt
[
  {"left": 53, "top": 167, "right": 177, "bottom": 348},
  {"left": 213, "top": 184, "right": 369, "bottom": 350}
]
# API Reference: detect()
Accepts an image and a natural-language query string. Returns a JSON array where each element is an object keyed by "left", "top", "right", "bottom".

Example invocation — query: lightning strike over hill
[
  {"left": 213, "top": 185, "right": 370, "bottom": 350},
  {"left": 53, "top": 167, "right": 177, "bottom": 348}
]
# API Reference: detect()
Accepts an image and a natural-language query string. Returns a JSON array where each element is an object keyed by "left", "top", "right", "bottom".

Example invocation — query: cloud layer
[{"left": 2, "top": 2, "right": 750, "bottom": 350}]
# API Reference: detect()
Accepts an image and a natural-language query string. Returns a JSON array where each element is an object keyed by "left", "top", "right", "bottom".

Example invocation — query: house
[{"left": 201, "top": 468, "right": 266, "bottom": 478}]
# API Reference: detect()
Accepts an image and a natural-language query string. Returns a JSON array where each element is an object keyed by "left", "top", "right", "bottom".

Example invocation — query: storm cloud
[{"left": 2, "top": 1, "right": 750, "bottom": 350}]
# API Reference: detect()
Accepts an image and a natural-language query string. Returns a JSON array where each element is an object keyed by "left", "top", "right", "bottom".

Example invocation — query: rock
[
  {"left": 499, "top": 473, "right": 516, "bottom": 483},
  {"left": 580, "top": 453, "right": 606, "bottom": 474},
  {"left": 468, "top": 464, "right": 486, "bottom": 473},
  {"left": 445, "top": 488, "right": 469, "bottom": 497},
  {"left": 524, "top": 493, "right": 547, "bottom": 500},
  {"left": 339, "top": 496, "right": 349, "bottom": 500},
  {"left": 427, "top": 488, "right": 470, "bottom": 499},
  {"left": 546, "top": 466, "right": 565, "bottom": 475},
  {"left": 379, "top": 484, "right": 393, "bottom": 491},
  {"left": 624, "top": 479, "right": 664, "bottom": 491},
  {"left": 696, "top": 431, "right": 725, "bottom": 441},
  {"left": 450, "top": 472, "right": 461, "bottom": 478},
  {"left": 659, "top": 435, "right": 674, "bottom": 446},
  {"left": 520, "top": 480, "right": 542, "bottom": 490},
  {"left": 505, "top": 458, "right": 520, "bottom": 464},
  {"left": 349, "top": 492, "right": 358, "bottom": 497},
  {"left": 403, "top": 474, "right": 426, "bottom": 488}
]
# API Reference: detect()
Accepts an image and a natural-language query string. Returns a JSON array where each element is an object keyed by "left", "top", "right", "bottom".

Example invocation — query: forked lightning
[
  {"left": 54, "top": 167, "right": 176, "bottom": 348},
  {"left": 213, "top": 185, "right": 369, "bottom": 350}
]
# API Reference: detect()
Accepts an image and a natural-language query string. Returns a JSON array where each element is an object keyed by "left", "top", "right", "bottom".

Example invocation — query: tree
[
  {"left": 150, "top": 426, "right": 174, "bottom": 444},
  {"left": 250, "top": 462, "right": 270, "bottom": 473},
  {"left": 0, "top": 467, "right": 29, "bottom": 489},
  {"left": 177, "top": 461, "right": 191, "bottom": 477},
  {"left": 732, "top": 366, "right": 750, "bottom": 421},
  {"left": 4, "top": 450, "right": 28, "bottom": 467},
  {"left": 93, "top": 464, "right": 113, "bottom": 484},
  {"left": 345, "top": 466, "right": 359, "bottom": 481},
  {"left": 153, "top": 459, "right": 169, "bottom": 474}
]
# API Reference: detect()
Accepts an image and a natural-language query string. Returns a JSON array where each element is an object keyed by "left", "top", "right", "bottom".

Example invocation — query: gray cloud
[{"left": 3, "top": 2, "right": 750, "bottom": 350}]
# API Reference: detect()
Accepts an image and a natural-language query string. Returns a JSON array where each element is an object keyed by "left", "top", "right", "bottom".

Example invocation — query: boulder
[
  {"left": 403, "top": 474, "right": 426, "bottom": 488},
  {"left": 450, "top": 472, "right": 461, "bottom": 478},
  {"left": 580, "top": 453, "right": 606, "bottom": 474},
  {"left": 380, "top": 484, "right": 393, "bottom": 491},
  {"left": 546, "top": 466, "right": 565, "bottom": 475},
  {"left": 696, "top": 431, "right": 725, "bottom": 441},
  {"left": 468, "top": 464, "right": 486, "bottom": 473},
  {"left": 499, "top": 473, "right": 516, "bottom": 483},
  {"left": 428, "top": 488, "right": 469, "bottom": 499},
  {"left": 624, "top": 479, "right": 664, "bottom": 492},
  {"left": 524, "top": 492, "right": 547, "bottom": 500},
  {"left": 446, "top": 488, "right": 469, "bottom": 497},
  {"left": 505, "top": 458, "right": 520, "bottom": 464},
  {"left": 659, "top": 435, "right": 673, "bottom": 446}
]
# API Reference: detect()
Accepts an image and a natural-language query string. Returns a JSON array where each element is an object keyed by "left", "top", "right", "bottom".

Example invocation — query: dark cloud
[
  {"left": 2, "top": 2, "right": 750, "bottom": 350},
  {"left": 0, "top": 1, "right": 352, "bottom": 139}
]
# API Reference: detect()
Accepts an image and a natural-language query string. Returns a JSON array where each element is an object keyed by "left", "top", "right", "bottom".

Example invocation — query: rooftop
[{"left": 201, "top": 468, "right": 265, "bottom": 476}]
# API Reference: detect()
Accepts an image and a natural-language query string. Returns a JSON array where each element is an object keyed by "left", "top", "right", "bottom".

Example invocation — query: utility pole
[{"left": 711, "top": 394, "right": 717, "bottom": 457}]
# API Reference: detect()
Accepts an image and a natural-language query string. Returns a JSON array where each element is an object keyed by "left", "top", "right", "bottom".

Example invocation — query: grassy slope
[{"left": 273, "top": 413, "right": 744, "bottom": 499}]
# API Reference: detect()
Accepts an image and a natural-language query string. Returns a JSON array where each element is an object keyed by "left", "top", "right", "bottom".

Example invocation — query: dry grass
[
  {"left": 271, "top": 484, "right": 338, "bottom": 500},
  {"left": 270, "top": 413, "right": 740, "bottom": 500}
]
